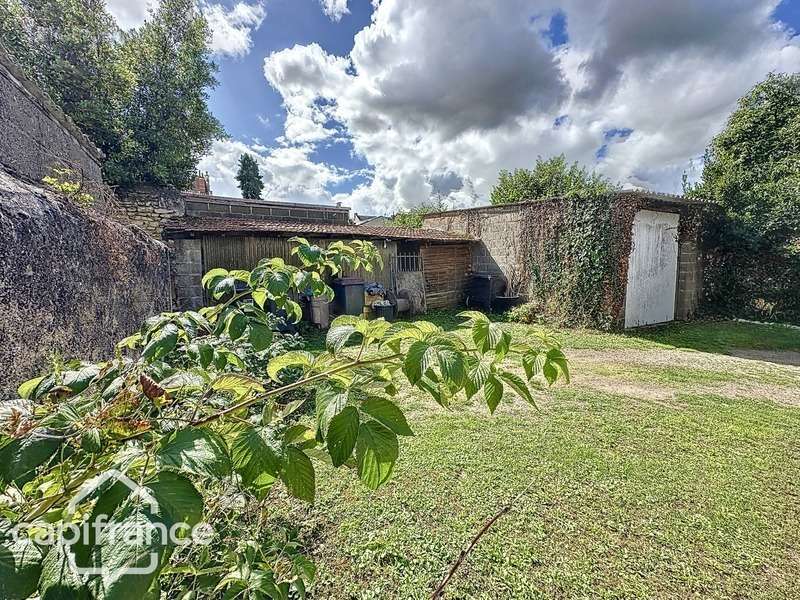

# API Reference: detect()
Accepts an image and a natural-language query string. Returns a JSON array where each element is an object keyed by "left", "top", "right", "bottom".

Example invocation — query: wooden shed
[{"left": 163, "top": 217, "right": 474, "bottom": 312}]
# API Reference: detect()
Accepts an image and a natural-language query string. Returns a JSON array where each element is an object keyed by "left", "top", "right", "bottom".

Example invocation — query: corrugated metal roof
[{"left": 163, "top": 216, "right": 474, "bottom": 242}]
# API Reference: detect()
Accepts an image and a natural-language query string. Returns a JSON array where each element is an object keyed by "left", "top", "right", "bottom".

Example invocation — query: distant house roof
[
  {"left": 353, "top": 213, "right": 390, "bottom": 226},
  {"left": 163, "top": 216, "right": 474, "bottom": 243}
]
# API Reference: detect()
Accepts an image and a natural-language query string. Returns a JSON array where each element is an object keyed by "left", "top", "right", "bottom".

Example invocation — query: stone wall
[
  {"left": 0, "top": 171, "right": 170, "bottom": 399},
  {"left": 676, "top": 236, "right": 702, "bottom": 320},
  {"left": 116, "top": 187, "right": 352, "bottom": 239},
  {"left": 0, "top": 45, "right": 102, "bottom": 184}
]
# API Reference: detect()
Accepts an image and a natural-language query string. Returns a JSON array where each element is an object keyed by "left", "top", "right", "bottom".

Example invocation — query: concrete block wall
[
  {"left": 171, "top": 238, "right": 204, "bottom": 310},
  {"left": 676, "top": 237, "right": 702, "bottom": 320},
  {"left": 0, "top": 46, "right": 102, "bottom": 184}
]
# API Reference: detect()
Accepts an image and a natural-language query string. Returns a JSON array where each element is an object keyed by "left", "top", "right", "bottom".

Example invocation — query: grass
[{"left": 270, "top": 316, "right": 800, "bottom": 598}]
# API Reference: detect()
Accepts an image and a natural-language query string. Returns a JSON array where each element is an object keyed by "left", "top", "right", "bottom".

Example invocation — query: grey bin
[{"left": 331, "top": 277, "right": 365, "bottom": 315}]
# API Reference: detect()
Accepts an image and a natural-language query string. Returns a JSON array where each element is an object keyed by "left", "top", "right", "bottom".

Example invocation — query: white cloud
[
  {"left": 319, "top": 0, "right": 350, "bottom": 22},
  {"left": 207, "top": 0, "right": 800, "bottom": 215},
  {"left": 202, "top": 1, "right": 266, "bottom": 58},
  {"left": 105, "top": 0, "right": 157, "bottom": 30},
  {"left": 198, "top": 139, "right": 350, "bottom": 203},
  {"left": 106, "top": 0, "right": 266, "bottom": 59}
]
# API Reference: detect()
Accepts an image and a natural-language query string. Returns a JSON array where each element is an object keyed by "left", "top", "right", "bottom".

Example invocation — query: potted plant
[{"left": 492, "top": 264, "right": 524, "bottom": 312}]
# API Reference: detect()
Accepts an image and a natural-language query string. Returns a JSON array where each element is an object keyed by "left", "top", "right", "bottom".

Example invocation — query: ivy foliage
[{"left": 0, "top": 238, "right": 569, "bottom": 598}]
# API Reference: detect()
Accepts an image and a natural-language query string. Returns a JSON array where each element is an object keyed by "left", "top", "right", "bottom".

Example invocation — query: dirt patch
[
  {"left": 566, "top": 348, "right": 800, "bottom": 408},
  {"left": 729, "top": 349, "right": 800, "bottom": 367}
]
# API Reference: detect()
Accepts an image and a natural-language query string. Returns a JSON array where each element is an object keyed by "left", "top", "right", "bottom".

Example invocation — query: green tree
[
  {"left": 686, "top": 73, "right": 800, "bottom": 323},
  {"left": 687, "top": 73, "right": 800, "bottom": 245},
  {"left": 104, "top": 0, "right": 224, "bottom": 188},
  {"left": 235, "top": 153, "right": 264, "bottom": 199},
  {"left": 390, "top": 200, "right": 444, "bottom": 228},
  {"left": 490, "top": 155, "right": 616, "bottom": 205},
  {"left": 0, "top": 0, "right": 131, "bottom": 160}
]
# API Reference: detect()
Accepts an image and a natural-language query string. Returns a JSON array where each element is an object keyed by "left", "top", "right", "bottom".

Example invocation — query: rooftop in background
[
  {"left": 163, "top": 216, "right": 474, "bottom": 243},
  {"left": 420, "top": 190, "right": 707, "bottom": 218},
  {"left": 353, "top": 213, "right": 391, "bottom": 226}
]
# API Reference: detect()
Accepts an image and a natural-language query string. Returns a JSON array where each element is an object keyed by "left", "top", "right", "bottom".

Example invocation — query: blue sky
[{"left": 107, "top": 0, "right": 800, "bottom": 213}]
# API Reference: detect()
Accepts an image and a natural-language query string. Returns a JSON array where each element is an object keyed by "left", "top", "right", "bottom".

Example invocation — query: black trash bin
[
  {"left": 466, "top": 273, "right": 503, "bottom": 311},
  {"left": 332, "top": 277, "right": 365, "bottom": 315},
  {"left": 373, "top": 302, "right": 395, "bottom": 322}
]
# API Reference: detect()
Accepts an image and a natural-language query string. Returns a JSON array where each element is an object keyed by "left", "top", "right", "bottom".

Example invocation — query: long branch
[
  {"left": 191, "top": 352, "right": 401, "bottom": 426},
  {"left": 430, "top": 480, "right": 538, "bottom": 599}
]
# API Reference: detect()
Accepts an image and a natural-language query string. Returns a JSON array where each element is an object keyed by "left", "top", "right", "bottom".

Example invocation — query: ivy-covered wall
[
  {"left": 423, "top": 192, "right": 706, "bottom": 329},
  {"left": 0, "top": 170, "right": 171, "bottom": 399}
]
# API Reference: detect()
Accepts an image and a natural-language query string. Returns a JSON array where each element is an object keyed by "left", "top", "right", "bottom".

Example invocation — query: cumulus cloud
[
  {"left": 207, "top": 0, "right": 800, "bottom": 214},
  {"left": 319, "top": 0, "right": 350, "bottom": 21},
  {"left": 106, "top": 0, "right": 266, "bottom": 59},
  {"left": 198, "top": 139, "right": 351, "bottom": 203},
  {"left": 105, "top": 0, "right": 157, "bottom": 30},
  {"left": 202, "top": 1, "right": 266, "bottom": 58}
]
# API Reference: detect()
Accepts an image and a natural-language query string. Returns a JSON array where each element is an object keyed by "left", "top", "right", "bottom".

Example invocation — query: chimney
[{"left": 190, "top": 172, "right": 211, "bottom": 195}]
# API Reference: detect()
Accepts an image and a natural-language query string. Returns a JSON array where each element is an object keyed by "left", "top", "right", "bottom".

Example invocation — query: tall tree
[
  {"left": 0, "top": 0, "right": 130, "bottom": 160},
  {"left": 687, "top": 73, "right": 800, "bottom": 245},
  {"left": 490, "top": 155, "right": 616, "bottom": 205},
  {"left": 104, "top": 0, "right": 224, "bottom": 188},
  {"left": 235, "top": 153, "right": 264, "bottom": 199}
]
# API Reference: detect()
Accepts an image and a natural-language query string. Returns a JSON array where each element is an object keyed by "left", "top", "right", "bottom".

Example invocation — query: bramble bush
[{"left": 0, "top": 238, "right": 569, "bottom": 599}]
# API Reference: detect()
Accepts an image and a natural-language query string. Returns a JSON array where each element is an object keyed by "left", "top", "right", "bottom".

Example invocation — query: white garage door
[{"left": 624, "top": 210, "right": 680, "bottom": 328}]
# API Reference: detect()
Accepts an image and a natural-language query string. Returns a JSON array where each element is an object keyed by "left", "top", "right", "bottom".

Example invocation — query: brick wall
[
  {"left": 421, "top": 243, "right": 472, "bottom": 309},
  {"left": 0, "top": 45, "right": 102, "bottom": 184}
]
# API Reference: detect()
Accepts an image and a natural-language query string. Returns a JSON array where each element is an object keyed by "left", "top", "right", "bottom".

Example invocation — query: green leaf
[
  {"left": 483, "top": 374, "right": 504, "bottom": 414},
  {"left": 499, "top": 371, "right": 537, "bottom": 408},
  {"left": 18, "top": 375, "right": 45, "bottom": 400},
  {"left": 326, "top": 406, "right": 360, "bottom": 467},
  {"left": 82, "top": 472, "right": 203, "bottom": 600},
  {"left": 39, "top": 541, "right": 89, "bottom": 600},
  {"left": 326, "top": 324, "right": 359, "bottom": 353},
  {"left": 281, "top": 447, "right": 315, "bottom": 502},
  {"left": 437, "top": 349, "right": 465, "bottom": 388},
  {"left": 356, "top": 421, "right": 399, "bottom": 489},
  {"left": 264, "top": 270, "right": 291, "bottom": 297},
  {"left": 248, "top": 321, "right": 273, "bottom": 352},
  {"left": 158, "top": 428, "right": 231, "bottom": 478},
  {"left": 267, "top": 351, "right": 314, "bottom": 382},
  {"left": 361, "top": 397, "right": 413, "bottom": 436},
  {"left": 141, "top": 323, "right": 179, "bottom": 362},
  {"left": 226, "top": 312, "right": 247, "bottom": 341},
  {"left": 403, "top": 340, "right": 432, "bottom": 385},
  {"left": 315, "top": 386, "right": 349, "bottom": 437},
  {"left": 212, "top": 276, "right": 236, "bottom": 300},
  {"left": 211, "top": 374, "right": 265, "bottom": 395},
  {"left": 201, "top": 268, "right": 228, "bottom": 288},
  {"left": 252, "top": 288, "right": 267, "bottom": 309},
  {"left": 0, "top": 430, "right": 62, "bottom": 487},
  {"left": 198, "top": 344, "right": 214, "bottom": 369},
  {"left": 0, "top": 538, "right": 42, "bottom": 599},
  {"left": 229, "top": 425, "right": 283, "bottom": 496},
  {"left": 546, "top": 349, "right": 570, "bottom": 383}
]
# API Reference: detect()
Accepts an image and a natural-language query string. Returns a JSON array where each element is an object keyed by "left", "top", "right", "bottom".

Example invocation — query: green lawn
[{"left": 271, "top": 317, "right": 800, "bottom": 599}]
